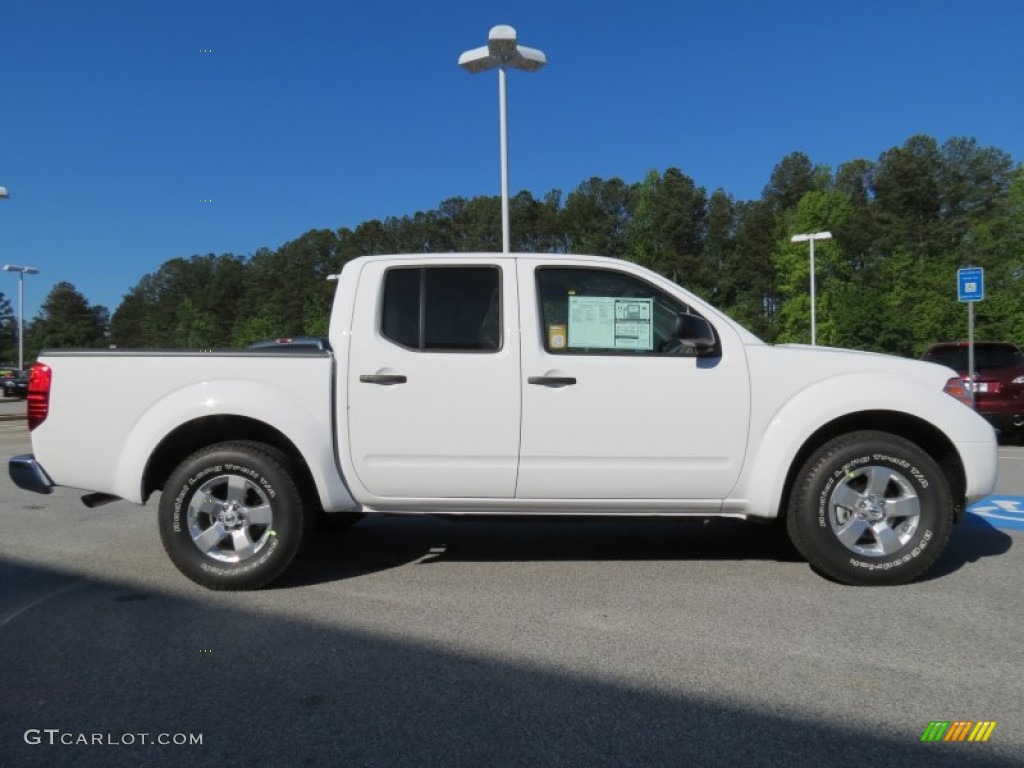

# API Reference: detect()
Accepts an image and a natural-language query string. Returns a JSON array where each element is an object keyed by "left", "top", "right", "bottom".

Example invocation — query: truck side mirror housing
[{"left": 675, "top": 313, "right": 717, "bottom": 354}]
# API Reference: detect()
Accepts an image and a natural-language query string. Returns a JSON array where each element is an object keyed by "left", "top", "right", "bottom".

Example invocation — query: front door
[{"left": 516, "top": 261, "right": 750, "bottom": 501}]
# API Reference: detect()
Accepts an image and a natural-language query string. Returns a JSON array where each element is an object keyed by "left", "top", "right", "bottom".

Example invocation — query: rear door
[{"left": 346, "top": 258, "right": 521, "bottom": 499}]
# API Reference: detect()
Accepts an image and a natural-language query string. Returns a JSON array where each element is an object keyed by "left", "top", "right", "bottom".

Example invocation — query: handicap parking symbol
[{"left": 968, "top": 496, "right": 1024, "bottom": 530}]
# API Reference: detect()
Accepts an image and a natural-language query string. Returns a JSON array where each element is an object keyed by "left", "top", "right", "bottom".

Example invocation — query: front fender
[{"left": 728, "top": 373, "right": 997, "bottom": 519}]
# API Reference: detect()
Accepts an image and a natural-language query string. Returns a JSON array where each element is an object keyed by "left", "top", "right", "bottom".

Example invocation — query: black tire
[
  {"left": 786, "top": 431, "right": 953, "bottom": 586},
  {"left": 158, "top": 442, "right": 309, "bottom": 590}
]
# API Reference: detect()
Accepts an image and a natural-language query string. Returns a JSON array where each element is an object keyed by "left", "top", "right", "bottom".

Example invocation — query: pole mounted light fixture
[
  {"left": 459, "top": 25, "right": 546, "bottom": 253},
  {"left": 3, "top": 264, "right": 40, "bottom": 371},
  {"left": 790, "top": 231, "right": 833, "bottom": 346}
]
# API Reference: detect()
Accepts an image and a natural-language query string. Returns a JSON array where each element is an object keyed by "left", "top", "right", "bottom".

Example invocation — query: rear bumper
[{"left": 8, "top": 454, "right": 55, "bottom": 495}]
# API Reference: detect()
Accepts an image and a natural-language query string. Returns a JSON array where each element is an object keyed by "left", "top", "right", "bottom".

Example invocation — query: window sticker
[
  {"left": 567, "top": 296, "right": 653, "bottom": 351},
  {"left": 548, "top": 324, "right": 567, "bottom": 349}
]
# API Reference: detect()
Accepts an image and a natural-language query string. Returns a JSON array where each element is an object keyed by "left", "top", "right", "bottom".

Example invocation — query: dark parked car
[
  {"left": 248, "top": 337, "right": 331, "bottom": 352},
  {"left": 1, "top": 368, "right": 28, "bottom": 399},
  {"left": 923, "top": 341, "right": 1024, "bottom": 438}
]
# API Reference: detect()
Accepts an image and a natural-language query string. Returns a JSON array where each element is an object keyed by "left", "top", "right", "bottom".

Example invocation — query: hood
[{"left": 753, "top": 342, "right": 958, "bottom": 391}]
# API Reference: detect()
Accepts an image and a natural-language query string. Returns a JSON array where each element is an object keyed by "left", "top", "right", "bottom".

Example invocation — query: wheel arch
[
  {"left": 778, "top": 410, "right": 968, "bottom": 526},
  {"left": 142, "top": 415, "right": 317, "bottom": 504}
]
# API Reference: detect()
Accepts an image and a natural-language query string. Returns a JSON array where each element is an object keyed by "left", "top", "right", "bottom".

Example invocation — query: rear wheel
[
  {"left": 158, "top": 442, "right": 309, "bottom": 590},
  {"left": 786, "top": 431, "right": 953, "bottom": 586}
]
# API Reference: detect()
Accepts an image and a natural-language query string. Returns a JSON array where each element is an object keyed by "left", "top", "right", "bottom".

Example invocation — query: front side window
[
  {"left": 382, "top": 266, "right": 501, "bottom": 352},
  {"left": 536, "top": 267, "right": 712, "bottom": 356}
]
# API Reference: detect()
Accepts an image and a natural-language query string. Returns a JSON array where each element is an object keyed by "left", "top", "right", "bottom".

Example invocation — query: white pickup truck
[{"left": 9, "top": 253, "right": 998, "bottom": 589}]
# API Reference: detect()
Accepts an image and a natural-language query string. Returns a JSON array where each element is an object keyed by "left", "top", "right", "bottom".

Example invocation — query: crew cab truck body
[{"left": 10, "top": 253, "right": 998, "bottom": 589}]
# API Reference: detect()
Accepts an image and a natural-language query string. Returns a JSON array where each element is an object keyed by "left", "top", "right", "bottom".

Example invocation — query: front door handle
[
  {"left": 528, "top": 376, "right": 577, "bottom": 387},
  {"left": 360, "top": 374, "right": 407, "bottom": 385}
]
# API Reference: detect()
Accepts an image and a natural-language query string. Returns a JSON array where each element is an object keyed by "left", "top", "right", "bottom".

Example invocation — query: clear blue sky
[{"left": 1, "top": 0, "right": 1022, "bottom": 319}]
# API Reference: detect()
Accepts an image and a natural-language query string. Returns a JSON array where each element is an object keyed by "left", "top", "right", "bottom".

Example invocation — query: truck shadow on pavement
[
  {"left": 284, "top": 514, "right": 1012, "bottom": 589},
  {"left": 0, "top": 555, "right": 1018, "bottom": 768},
  {"left": 927, "top": 514, "right": 1013, "bottom": 580}
]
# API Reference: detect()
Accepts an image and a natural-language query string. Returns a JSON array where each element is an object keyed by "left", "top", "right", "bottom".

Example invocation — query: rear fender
[{"left": 112, "top": 380, "right": 356, "bottom": 510}]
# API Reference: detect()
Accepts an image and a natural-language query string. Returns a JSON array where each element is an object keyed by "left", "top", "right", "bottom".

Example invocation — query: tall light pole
[
  {"left": 3, "top": 264, "right": 40, "bottom": 371},
  {"left": 790, "top": 231, "right": 832, "bottom": 346},
  {"left": 459, "top": 25, "right": 546, "bottom": 253}
]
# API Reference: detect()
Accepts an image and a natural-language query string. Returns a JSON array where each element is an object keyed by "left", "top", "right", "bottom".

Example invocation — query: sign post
[{"left": 957, "top": 267, "right": 984, "bottom": 404}]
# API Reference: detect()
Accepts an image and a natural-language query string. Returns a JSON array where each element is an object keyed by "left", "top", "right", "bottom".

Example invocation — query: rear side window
[{"left": 381, "top": 266, "right": 501, "bottom": 352}]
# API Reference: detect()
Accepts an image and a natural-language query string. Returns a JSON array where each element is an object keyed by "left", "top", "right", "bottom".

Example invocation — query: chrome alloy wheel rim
[
  {"left": 828, "top": 465, "right": 921, "bottom": 557},
  {"left": 187, "top": 474, "right": 274, "bottom": 563}
]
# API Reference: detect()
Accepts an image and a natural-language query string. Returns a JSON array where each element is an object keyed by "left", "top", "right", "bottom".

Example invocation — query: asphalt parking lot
[{"left": 1, "top": 405, "right": 1022, "bottom": 767}]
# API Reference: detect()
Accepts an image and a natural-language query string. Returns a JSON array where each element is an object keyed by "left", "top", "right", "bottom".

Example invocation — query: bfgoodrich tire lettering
[
  {"left": 158, "top": 442, "right": 308, "bottom": 590},
  {"left": 786, "top": 431, "right": 953, "bottom": 586}
]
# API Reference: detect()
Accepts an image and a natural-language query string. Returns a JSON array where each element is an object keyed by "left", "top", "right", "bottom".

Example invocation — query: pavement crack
[{"left": 0, "top": 582, "right": 81, "bottom": 631}]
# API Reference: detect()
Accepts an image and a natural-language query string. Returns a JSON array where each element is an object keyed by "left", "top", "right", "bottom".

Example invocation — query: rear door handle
[
  {"left": 528, "top": 376, "right": 576, "bottom": 387},
  {"left": 359, "top": 374, "right": 407, "bottom": 385}
]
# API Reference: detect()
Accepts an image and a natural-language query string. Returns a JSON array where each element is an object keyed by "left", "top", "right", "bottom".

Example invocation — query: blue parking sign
[{"left": 957, "top": 267, "right": 984, "bottom": 302}]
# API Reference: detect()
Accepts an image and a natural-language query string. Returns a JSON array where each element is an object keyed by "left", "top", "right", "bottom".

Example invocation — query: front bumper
[{"left": 9, "top": 454, "right": 54, "bottom": 495}]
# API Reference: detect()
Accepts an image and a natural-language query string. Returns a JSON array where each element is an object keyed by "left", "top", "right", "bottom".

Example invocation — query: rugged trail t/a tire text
[
  {"left": 786, "top": 430, "right": 954, "bottom": 586},
  {"left": 158, "top": 442, "right": 309, "bottom": 590}
]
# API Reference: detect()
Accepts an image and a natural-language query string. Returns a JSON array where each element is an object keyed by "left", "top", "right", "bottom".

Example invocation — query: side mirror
[{"left": 674, "top": 313, "right": 717, "bottom": 354}]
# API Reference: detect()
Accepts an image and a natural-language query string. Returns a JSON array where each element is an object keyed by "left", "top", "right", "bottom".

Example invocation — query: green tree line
[{"left": 8, "top": 133, "right": 1023, "bottom": 364}]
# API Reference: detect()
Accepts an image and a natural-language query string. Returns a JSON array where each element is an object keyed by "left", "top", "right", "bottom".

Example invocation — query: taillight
[{"left": 27, "top": 363, "right": 52, "bottom": 430}]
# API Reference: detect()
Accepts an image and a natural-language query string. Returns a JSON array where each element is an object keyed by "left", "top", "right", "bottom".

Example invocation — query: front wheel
[
  {"left": 786, "top": 431, "right": 953, "bottom": 586},
  {"left": 158, "top": 442, "right": 309, "bottom": 590}
]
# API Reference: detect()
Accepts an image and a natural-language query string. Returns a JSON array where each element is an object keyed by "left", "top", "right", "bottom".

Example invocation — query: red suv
[{"left": 922, "top": 341, "right": 1024, "bottom": 439}]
